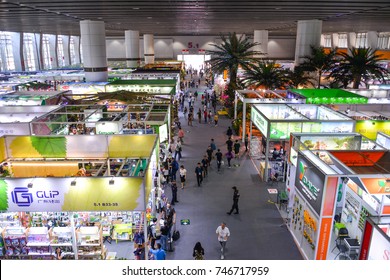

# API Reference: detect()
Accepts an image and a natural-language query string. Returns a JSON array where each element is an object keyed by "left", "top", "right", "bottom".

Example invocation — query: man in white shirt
[{"left": 216, "top": 222, "right": 230, "bottom": 259}]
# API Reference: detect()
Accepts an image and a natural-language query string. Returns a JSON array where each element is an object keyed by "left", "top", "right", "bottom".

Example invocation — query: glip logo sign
[{"left": 11, "top": 187, "right": 33, "bottom": 207}]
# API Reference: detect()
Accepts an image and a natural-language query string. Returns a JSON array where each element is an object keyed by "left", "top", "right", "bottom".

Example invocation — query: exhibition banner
[
  {"left": 295, "top": 153, "right": 326, "bottom": 214},
  {"left": 315, "top": 217, "right": 332, "bottom": 260},
  {"left": 251, "top": 109, "right": 268, "bottom": 138},
  {"left": 360, "top": 178, "right": 390, "bottom": 195},
  {"left": 3, "top": 135, "right": 157, "bottom": 159},
  {"left": 0, "top": 177, "right": 145, "bottom": 212},
  {"left": 330, "top": 151, "right": 386, "bottom": 167},
  {"left": 355, "top": 120, "right": 390, "bottom": 140}
]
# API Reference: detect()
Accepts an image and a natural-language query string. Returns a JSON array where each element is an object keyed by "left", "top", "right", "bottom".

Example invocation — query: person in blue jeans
[
  {"left": 149, "top": 243, "right": 166, "bottom": 260},
  {"left": 159, "top": 221, "right": 169, "bottom": 251}
]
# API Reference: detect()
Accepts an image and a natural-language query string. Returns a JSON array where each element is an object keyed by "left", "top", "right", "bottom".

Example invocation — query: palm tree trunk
[
  {"left": 317, "top": 70, "right": 322, "bottom": 89},
  {"left": 353, "top": 76, "right": 361, "bottom": 89}
]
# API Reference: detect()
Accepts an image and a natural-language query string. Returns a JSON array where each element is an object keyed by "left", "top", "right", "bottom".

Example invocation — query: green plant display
[
  {"left": 0, "top": 180, "right": 9, "bottom": 211},
  {"left": 31, "top": 137, "right": 67, "bottom": 158}
]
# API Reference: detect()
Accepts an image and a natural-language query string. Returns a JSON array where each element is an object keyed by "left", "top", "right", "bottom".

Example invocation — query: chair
[{"left": 332, "top": 228, "right": 350, "bottom": 259}]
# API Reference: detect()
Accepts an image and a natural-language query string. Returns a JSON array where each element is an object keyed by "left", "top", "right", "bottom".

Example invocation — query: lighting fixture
[
  {"left": 70, "top": 179, "right": 77, "bottom": 186},
  {"left": 109, "top": 178, "right": 115, "bottom": 185},
  {"left": 27, "top": 182, "right": 33, "bottom": 188}
]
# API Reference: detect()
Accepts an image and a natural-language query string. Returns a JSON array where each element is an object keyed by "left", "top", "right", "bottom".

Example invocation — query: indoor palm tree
[
  {"left": 284, "top": 66, "right": 315, "bottom": 89},
  {"left": 329, "top": 47, "right": 389, "bottom": 89},
  {"left": 242, "top": 60, "right": 287, "bottom": 90},
  {"left": 208, "top": 33, "right": 261, "bottom": 101},
  {"left": 300, "top": 45, "right": 338, "bottom": 89}
]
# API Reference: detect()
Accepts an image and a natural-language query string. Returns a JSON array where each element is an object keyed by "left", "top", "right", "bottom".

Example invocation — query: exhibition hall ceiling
[{"left": 0, "top": 0, "right": 390, "bottom": 37}]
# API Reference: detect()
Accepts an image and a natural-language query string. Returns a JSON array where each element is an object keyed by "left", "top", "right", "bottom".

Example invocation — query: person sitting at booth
[{"left": 272, "top": 148, "right": 280, "bottom": 159}]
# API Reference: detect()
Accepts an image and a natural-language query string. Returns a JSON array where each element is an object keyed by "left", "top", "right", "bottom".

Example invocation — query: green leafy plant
[
  {"left": 31, "top": 137, "right": 67, "bottom": 158},
  {"left": 0, "top": 180, "right": 9, "bottom": 211}
]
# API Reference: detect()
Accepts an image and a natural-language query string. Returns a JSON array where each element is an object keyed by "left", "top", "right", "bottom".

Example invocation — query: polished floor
[{"left": 164, "top": 75, "right": 303, "bottom": 260}]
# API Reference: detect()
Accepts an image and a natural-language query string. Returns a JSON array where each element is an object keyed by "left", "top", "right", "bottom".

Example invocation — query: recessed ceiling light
[
  {"left": 147, "top": 16, "right": 152, "bottom": 19},
  {"left": 133, "top": 7, "right": 140, "bottom": 10}
]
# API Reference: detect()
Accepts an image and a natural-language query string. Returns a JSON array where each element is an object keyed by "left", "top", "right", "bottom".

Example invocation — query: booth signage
[
  {"left": 251, "top": 110, "right": 268, "bottom": 138},
  {"left": 0, "top": 177, "right": 144, "bottom": 212},
  {"left": 295, "top": 154, "right": 326, "bottom": 215},
  {"left": 360, "top": 178, "right": 390, "bottom": 195}
]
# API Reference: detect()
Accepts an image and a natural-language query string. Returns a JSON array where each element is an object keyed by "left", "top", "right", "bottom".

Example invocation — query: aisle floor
[{"left": 163, "top": 75, "right": 303, "bottom": 260}]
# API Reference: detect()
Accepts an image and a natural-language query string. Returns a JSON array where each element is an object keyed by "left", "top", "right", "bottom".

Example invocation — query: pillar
[
  {"left": 61, "top": 35, "right": 71, "bottom": 67},
  {"left": 143, "top": 34, "right": 154, "bottom": 64},
  {"left": 294, "top": 20, "right": 322, "bottom": 65},
  {"left": 348, "top": 32, "right": 357, "bottom": 49},
  {"left": 80, "top": 20, "right": 108, "bottom": 82},
  {"left": 366, "top": 31, "right": 378, "bottom": 49},
  {"left": 254, "top": 30, "right": 268, "bottom": 57},
  {"left": 331, "top": 33, "right": 339, "bottom": 49},
  {"left": 125, "top": 30, "right": 140, "bottom": 68}
]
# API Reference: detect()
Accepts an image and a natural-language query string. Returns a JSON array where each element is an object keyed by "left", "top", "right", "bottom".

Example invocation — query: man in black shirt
[
  {"left": 226, "top": 137, "right": 233, "bottom": 152},
  {"left": 215, "top": 149, "right": 223, "bottom": 171},
  {"left": 227, "top": 186, "right": 240, "bottom": 215},
  {"left": 194, "top": 162, "right": 203, "bottom": 187},
  {"left": 201, "top": 155, "right": 209, "bottom": 178}
]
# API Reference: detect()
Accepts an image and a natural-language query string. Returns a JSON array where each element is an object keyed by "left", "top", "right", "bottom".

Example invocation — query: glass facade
[
  {"left": 23, "top": 33, "right": 37, "bottom": 71},
  {"left": 57, "top": 35, "right": 65, "bottom": 67},
  {"left": 70, "top": 36, "right": 76, "bottom": 65},
  {"left": 356, "top": 32, "right": 368, "bottom": 48},
  {"left": 0, "top": 31, "right": 15, "bottom": 71},
  {"left": 42, "top": 34, "right": 52, "bottom": 70}
]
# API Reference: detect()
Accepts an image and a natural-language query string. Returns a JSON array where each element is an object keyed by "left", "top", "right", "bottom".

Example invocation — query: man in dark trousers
[
  {"left": 195, "top": 162, "right": 203, "bottom": 187},
  {"left": 215, "top": 149, "right": 223, "bottom": 171},
  {"left": 226, "top": 137, "right": 233, "bottom": 152},
  {"left": 227, "top": 186, "right": 240, "bottom": 215},
  {"left": 171, "top": 181, "right": 179, "bottom": 205}
]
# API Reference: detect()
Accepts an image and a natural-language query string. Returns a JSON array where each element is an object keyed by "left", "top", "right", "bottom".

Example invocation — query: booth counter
[
  {"left": 286, "top": 133, "right": 390, "bottom": 260},
  {"left": 250, "top": 104, "right": 355, "bottom": 181}
]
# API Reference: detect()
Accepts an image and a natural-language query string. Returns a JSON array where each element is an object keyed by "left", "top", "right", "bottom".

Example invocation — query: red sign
[{"left": 182, "top": 49, "right": 189, "bottom": 54}]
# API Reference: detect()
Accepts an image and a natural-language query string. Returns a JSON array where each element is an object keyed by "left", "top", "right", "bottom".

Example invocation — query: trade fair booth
[
  {"left": 0, "top": 134, "right": 160, "bottom": 260},
  {"left": 349, "top": 89, "right": 390, "bottom": 104},
  {"left": 249, "top": 104, "right": 355, "bottom": 181},
  {"left": 359, "top": 217, "right": 390, "bottom": 260},
  {"left": 0, "top": 105, "right": 59, "bottom": 136},
  {"left": 29, "top": 104, "right": 170, "bottom": 142},
  {"left": 234, "top": 90, "right": 305, "bottom": 138},
  {"left": 376, "top": 131, "right": 390, "bottom": 149},
  {"left": 286, "top": 133, "right": 390, "bottom": 260},
  {"left": 0, "top": 91, "right": 66, "bottom": 106},
  {"left": 287, "top": 89, "right": 368, "bottom": 105}
]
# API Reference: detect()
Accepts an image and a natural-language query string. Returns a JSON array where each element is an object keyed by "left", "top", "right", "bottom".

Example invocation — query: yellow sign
[{"left": 355, "top": 121, "right": 390, "bottom": 140}]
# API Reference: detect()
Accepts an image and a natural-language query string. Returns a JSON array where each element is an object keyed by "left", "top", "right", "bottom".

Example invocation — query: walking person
[
  {"left": 159, "top": 221, "right": 169, "bottom": 251},
  {"left": 227, "top": 186, "right": 240, "bottom": 215},
  {"left": 244, "top": 133, "right": 249, "bottom": 152},
  {"left": 170, "top": 181, "right": 179, "bottom": 205},
  {"left": 178, "top": 128, "right": 185, "bottom": 144},
  {"left": 201, "top": 155, "right": 209, "bottom": 178},
  {"left": 179, "top": 165, "right": 187, "bottom": 189},
  {"left": 216, "top": 222, "right": 230, "bottom": 260},
  {"left": 195, "top": 162, "right": 203, "bottom": 187},
  {"left": 197, "top": 108, "right": 202, "bottom": 124},
  {"left": 225, "top": 150, "right": 234, "bottom": 168},
  {"left": 215, "top": 149, "right": 223, "bottom": 172},
  {"left": 174, "top": 141, "right": 182, "bottom": 161},
  {"left": 203, "top": 109, "right": 208, "bottom": 124},
  {"left": 233, "top": 140, "right": 241, "bottom": 166},
  {"left": 206, "top": 146, "right": 213, "bottom": 164},
  {"left": 193, "top": 242, "right": 205, "bottom": 260},
  {"left": 210, "top": 138, "right": 217, "bottom": 152},
  {"left": 208, "top": 110, "right": 213, "bottom": 124},
  {"left": 226, "top": 126, "right": 233, "bottom": 138},
  {"left": 213, "top": 113, "right": 219, "bottom": 126},
  {"left": 226, "top": 137, "right": 233, "bottom": 152}
]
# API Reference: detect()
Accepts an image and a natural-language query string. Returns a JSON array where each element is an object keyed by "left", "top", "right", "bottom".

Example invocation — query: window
[
  {"left": 57, "top": 36, "right": 65, "bottom": 67},
  {"left": 378, "top": 33, "right": 390, "bottom": 50},
  {"left": 69, "top": 36, "right": 76, "bottom": 65},
  {"left": 80, "top": 41, "right": 83, "bottom": 64},
  {"left": 0, "top": 31, "right": 16, "bottom": 71},
  {"left": 42, "top": 34, "right": 52, "bottom": 69},
  {"left": 323, "top": 34, "right": 332, "bottom": 48},
  {"left": 338, "top": 33, "right": 348, "bottom": 48},
  {"left": 356, "top": 32, "right": 368, "bottom": 48},
  {"left": 23, "top": 33, "right": 37, "bottom": 71}
]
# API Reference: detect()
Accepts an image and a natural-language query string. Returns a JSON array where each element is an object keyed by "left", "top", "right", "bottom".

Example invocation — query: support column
[
  {"left": 348, "top": 32, "right": 357, "bottom": 49},
  {"left": 254, "top": 30, "right": 268, "bottom": 57},
  {"left": 294, "top": 20, "right": 322, "bottom": 65},
  {"left": 80, "top": 20, "right": 108, "bottom": 82},
  {"left": 143, "top": 34, "right": 154, "bottom": 64},
  {"left": 366, "top": 31, "right": 378, "bottom": 49},
  {"left": 242, "top": 102, "right": 247, "bottom": 142},
  {"left": 125, "top": 30, "right": 140, "bottom": 68}
]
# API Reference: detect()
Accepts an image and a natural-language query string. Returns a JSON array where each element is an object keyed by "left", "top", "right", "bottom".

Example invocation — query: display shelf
[
  {"left": 50, "top": 227, "right": 73, "bottom": 245},
  {"left": 50, "top": 243, "right": 72, "bottom": 247},
  {"left": 76, "top": 226, "right": 104, "bottom": 259},
  {"left": 27, "top": 242, "right": 50, "bottom": 246},
  {"left": 2, "top": 226, "right": 28, "bottom": 258}
]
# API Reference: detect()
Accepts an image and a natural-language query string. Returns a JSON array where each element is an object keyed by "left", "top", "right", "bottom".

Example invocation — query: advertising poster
[
  {"left": 367, "top": 226, "right": 390, "bottom": 260},
  {"left": 300, "top": 135, "right": 358, "bottom": 150},
  {"left": 270, "top": 122, "right": 301, "bottom": 139},
  {"left": 158, "top": 123, "right": 168, "bottom": 143},
  {"left": 355, "top": 120, "right": 390, "bottom": 140},
  {"left": 360, "top": 178, "right": 390, "bottom": 195},
  {"left": 251, "top": 109, "right": 268, "bottom": 138},
  {"left": 0, "top": 177, "right": 145, "bottom": 212},
  {"left": 295, "top": 153, "right": 326, "bottom": 215}
]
